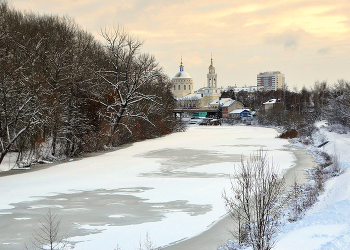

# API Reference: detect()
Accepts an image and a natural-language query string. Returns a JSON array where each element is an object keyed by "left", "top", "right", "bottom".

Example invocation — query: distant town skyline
[{"left": 8, "top": 0, "right": 350, "bottom": 91}]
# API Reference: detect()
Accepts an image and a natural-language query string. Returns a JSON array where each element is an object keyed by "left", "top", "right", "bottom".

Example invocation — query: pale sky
[{"left": 8, "top": 0, "right": 350, "bottom": 91}]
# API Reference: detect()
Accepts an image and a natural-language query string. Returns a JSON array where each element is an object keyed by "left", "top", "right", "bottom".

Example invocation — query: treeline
[
  {"left": 222, "top": 80, "right": 350, "bottom": 140},
  {"left": 0, "top": 1, "right": 180, "bottom": 166}
]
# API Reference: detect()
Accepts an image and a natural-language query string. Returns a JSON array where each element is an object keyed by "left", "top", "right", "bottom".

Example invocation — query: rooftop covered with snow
[{"left": 173, "top": 71, "right": 192, "bottom": 79}]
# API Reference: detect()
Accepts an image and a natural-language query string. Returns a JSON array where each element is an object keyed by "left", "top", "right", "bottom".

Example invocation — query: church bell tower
[{"left": 207, "top": 54, "right": 217, "bottom": 88}]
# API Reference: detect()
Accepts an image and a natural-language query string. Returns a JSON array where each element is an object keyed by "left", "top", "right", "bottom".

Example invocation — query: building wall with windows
[{"left": 257, "top": 71, "right": 285, "bottom": 91}]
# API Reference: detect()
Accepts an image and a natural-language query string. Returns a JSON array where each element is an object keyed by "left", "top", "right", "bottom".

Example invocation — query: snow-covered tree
[
  {"left": 0, "top": 9, "right": 43, "bottom": 165},
  {"left": 96, "top": 26, "right": 165, "bottom": 145},
  {"left": 0, "top": 2, "right": 179, "bottom": 164},
  {"left": 325, "top": 79, "right": 350, "bottom": 127}
]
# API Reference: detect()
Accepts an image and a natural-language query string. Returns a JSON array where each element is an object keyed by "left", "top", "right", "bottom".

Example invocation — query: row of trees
[
  {"left": 0, "top": 1, "right": 180, "bottom": 166},
  {"left": 222, "top": 86, "right": 313, "bottom": 114},
  {"left": 221, "top": 80, "right": 350, "bottom": 138}
]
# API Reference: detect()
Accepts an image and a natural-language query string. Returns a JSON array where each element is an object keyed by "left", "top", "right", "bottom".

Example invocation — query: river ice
[{"left": 0, "top": 126, "right": 301, "bottom": 249}]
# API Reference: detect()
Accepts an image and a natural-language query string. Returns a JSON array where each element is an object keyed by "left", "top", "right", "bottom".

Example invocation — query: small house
[
  {"left": 221, "top": 100, "right": 244, "bottom": 118},
  {"left": 229, "top": 109, "right": 251, "bottom": 119},
  {"left": 208, "top": 98, "right": 244, "bottom": 118},
  {"left": 263, "top": 99, "right": 282, "bottom": 110}
]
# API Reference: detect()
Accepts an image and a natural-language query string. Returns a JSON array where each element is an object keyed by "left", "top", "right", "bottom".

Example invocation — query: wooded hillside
[{"left": 0, "top": 1, "right": 180, "bottom": 166}]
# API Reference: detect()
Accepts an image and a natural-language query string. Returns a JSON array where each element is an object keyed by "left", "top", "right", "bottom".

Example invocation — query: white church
[{"left": 171, "top": 56, "right": 221, "bottom": 107}]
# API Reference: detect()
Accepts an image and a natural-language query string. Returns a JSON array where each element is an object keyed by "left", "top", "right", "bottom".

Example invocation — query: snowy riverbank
[{"left": 274, "top": 121, "right": 350, "bottom": 249}]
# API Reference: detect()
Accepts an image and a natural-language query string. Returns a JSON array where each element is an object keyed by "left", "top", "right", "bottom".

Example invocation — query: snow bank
[
  {"left": 0, "top": 152, "right": 18, "bottom": 171},
  {"left": 275, "top": 121, "right": 350, "bottom": 250}
]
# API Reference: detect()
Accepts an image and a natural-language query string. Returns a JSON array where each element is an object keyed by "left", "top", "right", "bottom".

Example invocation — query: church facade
[
  {"left": 171, "top": 58, "right": 194, "bottom": 98},
  {"left": 171, "top": 56, "right": 221, "bottom": 107}
]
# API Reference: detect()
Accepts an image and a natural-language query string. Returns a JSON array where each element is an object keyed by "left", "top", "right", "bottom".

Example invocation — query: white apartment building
[{"left": 257, "top": 71, "right": 285, "bottom": 91}]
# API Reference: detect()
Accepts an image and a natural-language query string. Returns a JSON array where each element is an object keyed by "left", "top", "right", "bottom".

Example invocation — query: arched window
[
  {"left": 178, "top": 85, "right": 180, "bottom": 90},
  {"left": 184, "top": 85, "right": 186, "bottom": 90},
  {"left": 189, "top": 85, "right": 190, "bottom": 90},
  {"left": 174, "top": 85, "right": 176, "bottom": 90}
]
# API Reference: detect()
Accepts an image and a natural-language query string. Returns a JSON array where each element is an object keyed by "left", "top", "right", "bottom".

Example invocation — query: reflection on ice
[{"left": 0, "top": 188, "right": 212, "bottom": 249}]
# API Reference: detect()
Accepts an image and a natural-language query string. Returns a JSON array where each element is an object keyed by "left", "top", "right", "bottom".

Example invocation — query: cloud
[
  {"left": 317, "top": 47, "right": 331, "bottom": 55},
  {"left": 7, "top": 0, "right": 350, "bottom": 90},
  {"left": 195, "top": 3, "right": 229, "bottom": 12},
  {"left": 284, "top": 37, "right": 299, "bottom": 50},
  {"left": 264, "top": 31, "right": 303, "bottom": 50},
  {"left": 246, "top": 55, "right": 267, "bottom": 64},
  {"left": 178, "top": 50, "right": 203, "bottom": 67}
]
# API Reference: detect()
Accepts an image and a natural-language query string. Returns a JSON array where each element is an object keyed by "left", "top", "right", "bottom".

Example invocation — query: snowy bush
[
  {"left": 218, "top": 240, "right": 248, "bottom": 250},
  {"left": 326, "top": 124, "right": 349, "bottom": 134},
  {"left": 223, "top": 150, "right": 288, "bottom": 250}
]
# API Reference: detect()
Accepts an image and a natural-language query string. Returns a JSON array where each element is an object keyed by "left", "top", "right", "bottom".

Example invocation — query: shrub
[{"left": 278, "top": 129, "right": 298, "bottom": 139}]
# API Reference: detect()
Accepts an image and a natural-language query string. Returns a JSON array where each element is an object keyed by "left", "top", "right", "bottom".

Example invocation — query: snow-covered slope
[{"left": 276, "top": 122, "right": 350, "bottom": 250}]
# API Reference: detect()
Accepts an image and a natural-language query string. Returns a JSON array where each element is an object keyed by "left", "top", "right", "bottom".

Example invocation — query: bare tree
[
  {"left": 223, "top": 150, "right": 288, "bottom": 250},
  {"left": 287, "top": 177, "right": 304, "bottom": 222},
  {"left": 176, "top": 96, "right": 200, "bottom": 108},
  {"left": 0, "top": 30, "right": 42, "bottom": 165},
  {"left": 312, "top": 81, "right": 331, "bottom": 119},
  {"left": 25, "top": 208, "right": 69, "bottom": 250},
  {"left": 96, "top": 26, "right": 163, "bottom": 145},
  {"left": 115, "top": 232, "right": 161, "bottom": 250},
  {"left": 325, "top": 80, "right": 350, "bottom": 127},
  {"left": 137, "top": 232, "right": 161, "bottom": 250}
]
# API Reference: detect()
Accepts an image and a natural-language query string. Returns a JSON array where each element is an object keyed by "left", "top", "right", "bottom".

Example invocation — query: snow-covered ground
[
  {"left": 275, "top": 122, "right": 350, "bottom": 250},
  {"left": 0, "top": 126, "right": 301, "bottom": 250},
  {"left": 0, "top": 152, "right": 19, "bottom": 171}
]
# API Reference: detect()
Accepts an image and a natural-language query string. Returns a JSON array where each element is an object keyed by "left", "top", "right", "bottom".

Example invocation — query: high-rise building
[{"left": 257, "top": 71, "right": 285, "bottom": 91}]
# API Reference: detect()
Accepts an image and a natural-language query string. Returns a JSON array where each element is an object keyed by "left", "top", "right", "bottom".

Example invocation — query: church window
[
  {"left": 174, "top": 85, "right": 176, "bottom": 90},
  {"left": 184, "top": 85, "right": 186, "bottom": 90},
  {"left": 189, "top": 85, "right": 190, "bottom": 90},
  {"left": 178, "top": 85, "right": 180, "bottom": 90}
]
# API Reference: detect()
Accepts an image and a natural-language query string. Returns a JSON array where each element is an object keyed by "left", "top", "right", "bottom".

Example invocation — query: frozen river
[{"left": 0, "top": 126, "right": 315, "bottom": 249}]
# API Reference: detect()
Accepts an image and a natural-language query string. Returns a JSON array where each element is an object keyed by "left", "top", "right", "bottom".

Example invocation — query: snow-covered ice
[{"left": 0, "top": 126, "right": 302, "bottom": 249}]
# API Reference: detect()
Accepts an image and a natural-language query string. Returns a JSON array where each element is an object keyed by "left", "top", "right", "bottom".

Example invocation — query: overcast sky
[{"left": 8, "top": 0, "right": 350, "bottom": 91}]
